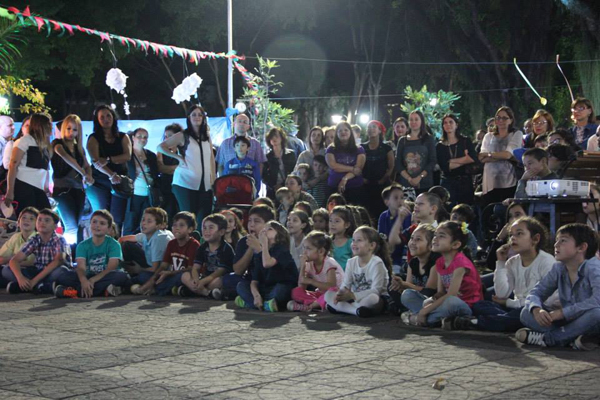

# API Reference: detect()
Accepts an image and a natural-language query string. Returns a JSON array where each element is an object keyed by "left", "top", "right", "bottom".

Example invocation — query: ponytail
[
  {"left": 438, "top": 221, "right": 471, "bottom": 260},
  {"left": 355, "top": 226, "right": 393, "bottom": 277}
]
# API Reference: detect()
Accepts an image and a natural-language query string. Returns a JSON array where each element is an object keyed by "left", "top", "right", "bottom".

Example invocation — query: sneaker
[
  {"left": 450, "top": 315, "right": 475, "bottom": 330},
  {"left": 441, "top": 317, "right": 456, "bottom": 331},
  {"left": 356, "top": 306, "right": 375, "bottom": 318},
  {"left": 515, "top": 328, "right": 546, "bottom": 347},
  {"left": 572, "top": 335, "right": 599, "bottom": 351},
  {"left": 171, "top": 286, "right": 179, "bottom": 296},
  {"left": 401, "top": 311, "right": 423, "bottom": 326},
  {"left": 263, "top": 299, "right": 278, "bottom": 312},
  {"left": 104, "top": 284, "right": 122, "bottom": 297},
  {"left": 177, "top": 285, "right": 194, "bottom": 297},
  {"left": 234, "top": 295, "right": 246, "bottom": 308},
  {"left": 287, "top": 300, "right": 309, "bottom": 312},
  {"left": 326, "top": 304, "right": 340, "bottom": 314},
  {"left": 209, "top": 288, "right": 222, "bottom": 300},
  {"left": 130, "top": 284, "right": 142, "bottom": 295},
  {"left": 6, "top": 281, "right": 22, "bottom": 294},
  {"left": 54, "top": 285, "right": 78, "bottom": 299}
]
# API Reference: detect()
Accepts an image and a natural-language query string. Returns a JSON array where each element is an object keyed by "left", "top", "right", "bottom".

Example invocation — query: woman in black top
[
  {"left": 361, "top": 120, "right": 394, "bottom": 219},
  {"left": 157, "top": 123, "right": 181, "bottom": 227},
  {"left": 86, "top": 105, "right": 132, "bottom": 230},
  {"left": 436, "top": 114, "right": 478, "bottom": 206},
  {"left": 52, "top": 114, "right": 94, "bottom": 243},
  {"left": 122, "top": 128, "right": 160, "bottom": 235},
  {"left": 263, "top": 127, "right": 296, "bottom": 200}
]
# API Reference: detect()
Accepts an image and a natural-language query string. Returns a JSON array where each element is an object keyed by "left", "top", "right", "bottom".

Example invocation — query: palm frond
[{"left": 0, "top": 18, "right": 27, "bottom": 72}]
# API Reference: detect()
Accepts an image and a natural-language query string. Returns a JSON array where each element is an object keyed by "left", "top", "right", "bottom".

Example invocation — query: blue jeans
[
  {"left": 401, "top": 289, "right": 472, "bottom": 326},
  {"left": 236, "top": 280, "right": 293, "bottom": 309},
  {"left": 57, "top": 270, "right": 130, "bottom": 297},
  {"left": 54, "top": 187, "right": 86, "bottom": 243},
  {"left": 87, "top": 181, "right": 128, "bottom": 228},
  {"left": 472, "top": 300, "right": 523, "bottom": 332},
  {"left": 2, "top": 265, "right": 70, "bottom": 293},
  {"left": 520, "top": 306, "right": 600, "bottom": 347},
  {"left": 122, "top": 194, "right": 151, "bottom": 235},
  {"left": 481, "top": 273, "right": 495, "bottom": 301},
  {"left": 222, "top": 273, "right": 246, "bottom": 300},
  {"left": 133, "top": 270, "right": 183, "bottom": 296}
]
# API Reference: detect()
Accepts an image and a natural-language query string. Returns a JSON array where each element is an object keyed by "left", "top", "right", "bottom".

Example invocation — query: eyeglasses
[
  {"left": 532, "top": 121, "right": 548, "bottom": 126},
  {"left": 495, "top": 116, "right": 510, "bottom": 121},
  {"left": 571, "top": 106, "right": 588, "bottom": 112}
]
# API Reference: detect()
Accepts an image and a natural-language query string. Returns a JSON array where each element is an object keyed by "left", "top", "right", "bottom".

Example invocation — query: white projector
[{"left": 526, "top": 180, "right": 590, "bottom": 198}]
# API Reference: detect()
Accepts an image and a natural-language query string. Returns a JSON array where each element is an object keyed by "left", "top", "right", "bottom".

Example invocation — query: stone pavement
[{"left": 1, "top": 294, "right": 600, "bottom": 400}]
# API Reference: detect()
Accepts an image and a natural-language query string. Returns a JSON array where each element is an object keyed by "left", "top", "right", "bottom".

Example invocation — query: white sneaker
[
  {"left": 572, "top": 335, "right": 599, "bottom": 351},
  {"left": 515, "top": 328, "right": 546, "bottom": 347},
  {"left": 210, "top": 288, "right": 222, "bottom": 300},
  {"left": 130, "top": 284, "right": 142, "bottom": 295},
  {"left": 105, "top": 284, "right": 122, "bottom": 297}
]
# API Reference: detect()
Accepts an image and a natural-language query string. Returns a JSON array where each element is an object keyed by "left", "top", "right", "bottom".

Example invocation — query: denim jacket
[{"left": 525, "top": 258, "right": 600, "bottom": 321}]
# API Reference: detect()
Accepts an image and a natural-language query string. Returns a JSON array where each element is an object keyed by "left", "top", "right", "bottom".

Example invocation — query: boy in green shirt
[{"left": 54, "top": 210, "right": 130, "bottom": 298}]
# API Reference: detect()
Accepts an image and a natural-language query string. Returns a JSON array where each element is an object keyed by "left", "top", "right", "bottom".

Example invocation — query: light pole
[{"left": 227, "top": 0, "right": 233, "bottom": 110}]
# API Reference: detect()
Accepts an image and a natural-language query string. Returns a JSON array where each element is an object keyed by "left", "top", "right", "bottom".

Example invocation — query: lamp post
[{"left": 227, "top": 0, "right": 233, "bottom": 110}]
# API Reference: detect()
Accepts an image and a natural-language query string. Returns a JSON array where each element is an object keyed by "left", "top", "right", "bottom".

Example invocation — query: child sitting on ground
[
  {"left": 288, "top": 231, "right": 344, "bottom": 312},
  {"left": 130, "top": 211, "right": 200, "bottom": 296},
  {"left": 450, "top": 204, "right": 478, "bottom": 257},
  {"left": 55, "top": 209, "right": 129, "bottom": 298},
  {"left": 401, "top": 221, "right": 482, "bottom": 328},
  {"left": 388, "top": 223, "right": 439, "bottom": 315},
  {"left": 221, "top": 209, "right": 246, "bottom": 250},
  {"left": 179, "top": 213, "right": 234, "bottom": 298},
  {"left": 312, "top": 208, "right": 329, "bottom": 233},
  {"left": 324, "top": 226, "right": 390, "bottom": 318},
  {"left": 223, "top": 135, "right": 262, "bottom": 195},
  {"left": 295, "top": 163, "right": 311, "bottom": 191},
  {"left": 517, "top": 223, "right": 600, "bottom": 350},
  {"left": 5, "top": 209, "right": 72, "bottom": 294},
  {"left": 276, "top": 187, "right": 295, "bottom": 226},
  {"left": 329, "top": 205, "right": 356, "bottom": 270},
  {"left": 235, "top": 221, "right": 298, "bottom": 312},
  {"left": 287, "top": 209, "right": 312, "bottom": 270},
  {"left": 308, "top": 155, "right": 329, "bottom": 208},
  {"left": 378, "top": 184, "right": 412, "bottom": 274},
  {"left": 451, "top": 217, "right": 556, "bottom": 331},
  {"left": 285, "top": 174, "right": 318, "bottom": 212},
  {"left": 0, "top": 207, "right": 38, "bottom": 268}
]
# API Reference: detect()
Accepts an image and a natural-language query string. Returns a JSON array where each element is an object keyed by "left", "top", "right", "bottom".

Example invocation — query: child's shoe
[
  {"left": 326, "top": 304, "right": 340, "bottom": 314},
  {"left": 401, "top": 311, "right": 423, "bottom": 326},
  {"left": 515, "top": 328, "right": 546, "bottom": 347},
  {"left": 130, "top": 284, "right": 142, "bottom": 295},
  {"left": 356, "top": 306, "right": 375, "bottom": 318},
  {"left": 54, "top": 285, "right": 78, "bottom": 299},
  {"left": 234, "top": 296, "right": 247, "bottom": 308},
  {"left": 443, "top": 315, "right": 475, "bottom": 330},
  {"left": 104, "top": 284, "right": 122, "bottom": 297},
  {"left": 209, "top": 288, "right": 222, "bottom": 300},
  {"left": 6, "top": 281, "right": 22, "bottom": 294},
  {"left": 177, "top": 285, "right": 194, "bottom": 297},
  {"left": 287, "top": 300, "right": 309, "bottom": 312},
  {"left": 572, "top": 335, "right": 599, "bottom": 351},
  {"left": 263, "top": 299, "right": 278, "bottom": 312}
]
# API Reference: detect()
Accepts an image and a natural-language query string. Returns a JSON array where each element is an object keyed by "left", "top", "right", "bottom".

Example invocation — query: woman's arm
[
  {"left": 379, "top": 149, "right": 395, "bottom": 184},
  {"left": 208, "top": 134, "right": 216, "bottom": 186},
  {"left": 157, "top": 152, "right": 177, "bottom": 174},
  {"left": 4, "top": 146, "right": 24, "bottom": 204},
  {"left": 54, "top": 144, "right": 87, "bottom": 176},
  {"left": 325, "top": 153, "right": 354, "bottom": 173},
  {"left": 110, "top": 135, "right": 132, "bottom": 164},
  {"left": 157, "top": 132, "right": 185, "bottom": 163},
  {"left": 87, "top": 136, "right": 117, "bottom": 178}
]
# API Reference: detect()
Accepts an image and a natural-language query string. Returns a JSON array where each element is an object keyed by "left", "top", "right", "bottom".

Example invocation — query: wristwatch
[
  {"left": 106, "top": 156, "right": 111, "bottom": 164},
  {"left": 420, "top": 173, "right": 425, "bottom": 178}
]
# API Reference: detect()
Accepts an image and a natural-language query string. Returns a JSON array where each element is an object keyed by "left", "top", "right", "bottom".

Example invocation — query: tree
[{"left": 400, "top": 85, "right": 460, "bottom": 137}]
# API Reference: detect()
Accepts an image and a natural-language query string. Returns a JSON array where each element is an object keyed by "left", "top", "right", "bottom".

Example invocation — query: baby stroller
[{"left": 213, "top": 174, "right": 255, "bottom": 223}]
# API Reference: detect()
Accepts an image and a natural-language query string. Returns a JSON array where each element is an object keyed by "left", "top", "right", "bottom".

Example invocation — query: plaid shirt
[{"left": 20, "top": 232, "right": 72, "bottom": 271}]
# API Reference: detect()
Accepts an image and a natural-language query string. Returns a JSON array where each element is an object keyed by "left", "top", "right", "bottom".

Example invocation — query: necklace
[{"left": 448, "top": 142, "right": 458, "bottom": 159}]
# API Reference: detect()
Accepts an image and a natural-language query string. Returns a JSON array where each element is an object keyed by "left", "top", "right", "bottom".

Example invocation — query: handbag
[
  {"left": 110, "top": 175, "right": 134, "bottom": 198},
  {"left": 134, "top": 153, "right": 163, "bottom": 207}
]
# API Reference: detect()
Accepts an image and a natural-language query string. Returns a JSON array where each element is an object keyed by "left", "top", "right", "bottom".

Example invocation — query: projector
[{"left": 526, "top": 180, "right": 590, "bottom": 198}]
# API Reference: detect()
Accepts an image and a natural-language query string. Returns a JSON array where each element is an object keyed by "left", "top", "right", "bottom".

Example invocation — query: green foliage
[
  {"left": 237, "top": 56, "right": 296, "bottom": 143},
  {"left": 0, "top": 76, "right": 49, "bottom": 114},
  {"left": 399, "top": 85, "right": 461, "bottom": 137},
  {"left": 0, "top": 16, "right": 25, "bottom": 73}
]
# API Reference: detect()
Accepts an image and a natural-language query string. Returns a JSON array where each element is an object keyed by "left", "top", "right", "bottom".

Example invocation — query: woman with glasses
[
  {"left": 158, "top": 105, "right": 216, "bottom": 227},
  {"left": 524, "top": 110, "right": 554, "bottom": 148},
  {"left": 569, "top": 97, "right": 598, "bottom": 149},
  {"left": 478, "top": 106, "right": 523, "bottom": 208}
]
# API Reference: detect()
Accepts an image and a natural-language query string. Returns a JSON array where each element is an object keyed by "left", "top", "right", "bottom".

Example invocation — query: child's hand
[
  {"left": 549, "top": 309, "right": 564, "bottom": 321},
  {"left": 155, "top": 271, "right": 170, "bottom": 284},
  {"left": 533, "top": 308, "right": 553, "bottom": 327},
  {"left": 81, "top": 278, "right": 94, "bottom": 298},
  {"left": 17, "top": 275, "right": 32, "bottom": 291},
  {"left": 492, "top": 295, "right": 507, "bottom": 306},
  {"left": 398, "top": 206, "right": 411, "bottom": 221},
  {"left": 389, "top": 275, "right": 404, "bottom": 291},
  {"left": 497, "top": 224, "right": 510, "bottom": 241},
  {"left": 496, "top": 244, "right": 511, "bottom": 262},
  {"left": 253, "top": 293, "right": 263, "bottom": 309},
  {"left": 140, "top": 281, "right": 154, "bottom": 295},
  {"left": 247, "top": 234, "right": 261, "bottom": 252},
  {"left": 417, "top": 309, "right": 428, "bottom": 325},
  {"left": 335, "top": 289, "right": 354, "bottom": 303},
  {"left": 258, "top": 229, "right": 268, "bottom": 246},
  {"left": 299, "top": 274, "right": 313, "bottom": 286}
]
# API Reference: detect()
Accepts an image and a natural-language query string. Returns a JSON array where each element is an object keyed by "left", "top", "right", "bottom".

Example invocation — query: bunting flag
[
  {"left": 2, "top": 6, "right": 245, "bottom": 66},
  {"left": 513, "top": 58, "right": 547, "bottom": 106},
  {"left": 233, "top": 60, "right": 257, "bottom": 90},
  {"left": 556, "top": 55, "right": 575, "bottom": 103}
]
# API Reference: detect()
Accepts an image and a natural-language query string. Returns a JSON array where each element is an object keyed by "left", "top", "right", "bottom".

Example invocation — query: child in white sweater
[{"left": 451, "top": 217, "right": 557, "bottom": 331}]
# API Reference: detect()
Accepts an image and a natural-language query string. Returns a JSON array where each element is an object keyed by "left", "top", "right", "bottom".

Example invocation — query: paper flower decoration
[
  {"left": 172, "top": 73, "right": 203, "bottom": 104},
  {"left": 105, "top": 68, "right": 131, "bottom": 116}
]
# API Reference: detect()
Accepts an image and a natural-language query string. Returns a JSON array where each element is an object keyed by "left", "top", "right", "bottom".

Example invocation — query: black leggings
[{"left": 14, "top": 179, "right": 50, "bottom": 216}]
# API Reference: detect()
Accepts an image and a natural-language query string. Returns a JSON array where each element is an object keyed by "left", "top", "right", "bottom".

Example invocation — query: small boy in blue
[
  {"left": 5, "top": 209, "right": 72, "bottom": 294},
  {"left": 378, "top": 184, "right": 411, "bottom": 273},
  {"left": 55, "top": 210, "right": 130, "bottom": 298},
  {"left": 518, "top": 223, "right": 600, "bottom": 351},
  {"left": 224, "top": 135, "right": 261, "bottom": 194}
]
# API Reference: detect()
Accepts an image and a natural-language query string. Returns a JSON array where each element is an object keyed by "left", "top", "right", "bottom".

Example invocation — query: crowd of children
[{"left": 1, "top": 176, "right": 600, "bottom": 352}]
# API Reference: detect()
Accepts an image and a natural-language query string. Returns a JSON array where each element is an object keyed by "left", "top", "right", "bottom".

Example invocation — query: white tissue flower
[
  {"left": 105, "top": 68, "right": 128, "bottom": 94},
  {"left": 172, "top": 73, "right": 203, "bottom": 104}
]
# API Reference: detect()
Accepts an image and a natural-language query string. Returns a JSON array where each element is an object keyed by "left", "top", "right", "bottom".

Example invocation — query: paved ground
[{"left": 1, "top": 294, "right": 600, "bottom": 400}]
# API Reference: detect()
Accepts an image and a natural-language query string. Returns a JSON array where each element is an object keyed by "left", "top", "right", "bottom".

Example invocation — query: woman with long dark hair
[
  {"left": 362, "top": 120, "right": 394, "bottom": 217},
  {"left": 395, "top": 110, "right": 437, "bottom": 195},
  {"left": 4, "top": 113, "right": 53, "bottom": 215},
  {"left": 263, "top": 127, "right": 297, "bottom": 199},
  {"left": 436, "top": 114, "right": 477, "bottom": 206},
  {"left": 158, "top": 105, "right": 215, "bottom": 227},
  {"left": 325, "top": 121, "right": 366, "bottom": 205},
  {"left": 478, "top": 106, "right": 523, "bottom": 208},
  {"left": 157, "top": 123, "right": 182, "bottom": 226},
  {"left": 52, "top": 114, "right": 94, "bottom": 243},
  {"left": 86, "top": 105, "right": 132, "bottom": 230},
  {"left": 122, "top": 128, "right": 161, "bottom": 235}
]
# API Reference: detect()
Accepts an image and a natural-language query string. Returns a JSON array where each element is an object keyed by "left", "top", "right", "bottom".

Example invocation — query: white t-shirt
[
  {"left": 494, "top": 249, "right": 558, "bottom": 309},
  {"left": 173, "top": 136, "right": 212, "bottom": 191},
  {"left": 480, "top": 131, "right": 523, "bottom": 194},
  {"left": 301, "top": 256, "right": 345, "bottom": 289},
  {"left": 341, "top": 255, "right": 389, "bottom": 301},
  {"left": 15, "top": 135, "right": 49, "bottom": 190}
]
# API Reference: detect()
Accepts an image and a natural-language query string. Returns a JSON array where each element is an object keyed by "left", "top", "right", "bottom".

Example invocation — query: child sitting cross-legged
[
  {"left": 401, "top": 221, "right": 482, "bottom": 328},
  {"left": 54, "top": 209, "right": 130, "bottom": 298},
  {"left": 0, "top": 207, "right": 38, "bottom": 268},
  {"left": 5, "top": 209, "right": 72, "bottom": 294},
  {"left": 178, "top": 213, "right": 234, "bottom": 298},
  {"left": 324, "top": 226, "right": 391, "bottom": 318},
  {"left": 288, "top": 231, "right": 344, "bottom": 312},
  {"left": 517, "top": 223, "right": 600, "bottom": 351},
  {"left": 131, "top": 211, "right": 200, "bottom": 296},
  {"left": 450, "top": 217, "right": 556, "bottom": 331},
  {"left": 235, "top": 221, "right": 298, "bottom": 312}
]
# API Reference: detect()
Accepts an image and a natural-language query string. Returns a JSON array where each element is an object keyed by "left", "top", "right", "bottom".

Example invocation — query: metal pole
[{"left": 227, "top": 0, "right": 233, "bottom": 110}]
